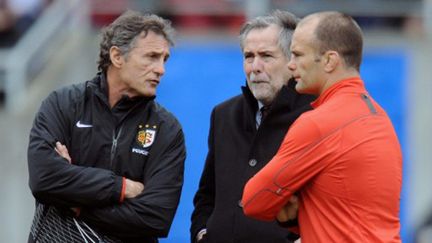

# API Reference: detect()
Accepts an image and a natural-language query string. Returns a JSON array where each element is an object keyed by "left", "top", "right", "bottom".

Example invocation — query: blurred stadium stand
[
  {"left": 0, "top": 0, "right": 90, "bottom": 109},
  {"left": 0, "top": 0, "right": 431, "bottom": 242},
  {"left": 0, "top": 0, "right": 51, "bottom": 99}
]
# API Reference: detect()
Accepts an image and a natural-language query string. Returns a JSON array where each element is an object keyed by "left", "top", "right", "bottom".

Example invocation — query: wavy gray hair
[
  {"left": 97, "top": 10, "right": 175, "bottom": 74},
  {"left": 239, "top": 10, "right": 299, "bottom": 57}
]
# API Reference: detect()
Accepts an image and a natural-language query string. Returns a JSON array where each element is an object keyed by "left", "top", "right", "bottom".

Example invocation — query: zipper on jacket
[{"left": 110, "top": 126, "right": 123, "bottom": 169}]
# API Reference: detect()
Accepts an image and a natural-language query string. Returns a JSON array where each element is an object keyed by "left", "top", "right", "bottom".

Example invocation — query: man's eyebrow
[{"left": 243, "top": 51, "right": 253, "bottom": 56}]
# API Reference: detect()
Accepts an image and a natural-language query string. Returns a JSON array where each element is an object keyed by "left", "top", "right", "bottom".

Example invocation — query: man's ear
[
  {"left": 323, "top": 51, "right": 339, "bottom": 73},
  {"left": 109, "top": 46, "right": 124, "bottom": 68}
]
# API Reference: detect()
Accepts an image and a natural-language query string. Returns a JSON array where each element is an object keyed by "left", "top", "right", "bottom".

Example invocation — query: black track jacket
[{"left": 27, "top": 73, "right": 186, "bottom": 242}]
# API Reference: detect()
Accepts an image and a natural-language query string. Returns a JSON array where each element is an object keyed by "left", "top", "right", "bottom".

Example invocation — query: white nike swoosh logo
[{"left": 76, "top": 121, "right": 93, "bottom": 128}]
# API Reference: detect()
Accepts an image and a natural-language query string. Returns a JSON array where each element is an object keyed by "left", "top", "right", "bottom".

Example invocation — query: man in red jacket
[{"left": 242, "top": 11, "right": 402, "bottom": 242}]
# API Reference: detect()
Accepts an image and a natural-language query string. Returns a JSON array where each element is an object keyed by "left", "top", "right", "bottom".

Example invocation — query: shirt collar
[
  {"left": 257, "top": 101, "right": 264, "bottom": 111},
  {"left": 311, "top": 76, "right": 363, "bottom": 108}
]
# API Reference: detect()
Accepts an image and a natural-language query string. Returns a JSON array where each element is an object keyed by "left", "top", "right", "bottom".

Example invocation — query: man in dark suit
[{"left": 190, "top": 10, "right": 315, "bottom": 243}]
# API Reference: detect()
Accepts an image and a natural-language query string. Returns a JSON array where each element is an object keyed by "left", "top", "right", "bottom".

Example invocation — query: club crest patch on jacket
[
  {"left": 136, "top": 125, "right": 157, "bottom": 148},
  {"left": 132, "top": 124, "right": 157, "bottom": 156}
]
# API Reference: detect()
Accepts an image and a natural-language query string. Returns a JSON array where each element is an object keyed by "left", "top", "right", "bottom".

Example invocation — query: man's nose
[
  {"left": 251, "top": 57, "right": 263, "bottom": 73},
  {"left": 154, "top": 61, "right": 165, "bottom": 76},
  {"left": 288, "top": 59, "right": 296, "bottom": 72}
]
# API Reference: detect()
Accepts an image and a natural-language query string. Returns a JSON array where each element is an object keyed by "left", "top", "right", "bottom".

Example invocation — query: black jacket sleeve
[
  {"left": 28, "top": 90, "right": 123, "bottom": 208},
  {"left": 190, "top": 109, "right": 216, "bottom": 242},
  {"left": 79, "top": 124, "right": 186, "bottom": 239}
]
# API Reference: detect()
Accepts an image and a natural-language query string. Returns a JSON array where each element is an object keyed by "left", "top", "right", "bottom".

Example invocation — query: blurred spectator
[
  {"left": 160, "top": 0, "right": 244, "bottom": 32},
  {"left": 0, "top": 0, "right": 17, "bottom": 46},
  {"left": 0, "top": 0, "right": 51, "bottom": 47}
]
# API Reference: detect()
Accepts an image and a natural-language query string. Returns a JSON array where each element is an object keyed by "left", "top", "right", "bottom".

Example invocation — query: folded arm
[
  {"left": 79, "top": 128, "right": 186, "bottom": 238},
  {"left": 28, "top": 91, "right": 125, "bottom": 208},
  {"left": 242, "top": 118, "right": 326, "bottom": 220}
]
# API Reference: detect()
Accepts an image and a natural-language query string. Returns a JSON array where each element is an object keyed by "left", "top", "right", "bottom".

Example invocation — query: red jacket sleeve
[{"left": 242, "top": 117, "right": 328, "bottom": 220}]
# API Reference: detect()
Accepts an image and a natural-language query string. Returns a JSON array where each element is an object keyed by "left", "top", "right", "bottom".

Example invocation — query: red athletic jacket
[{"left": 242, "top": 77, "right": 402, "bottom": 242}]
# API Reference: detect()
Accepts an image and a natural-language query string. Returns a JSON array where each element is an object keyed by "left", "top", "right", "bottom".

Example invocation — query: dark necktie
[{"left": 260, "top": 105, "right": 271, "bottom": 122}]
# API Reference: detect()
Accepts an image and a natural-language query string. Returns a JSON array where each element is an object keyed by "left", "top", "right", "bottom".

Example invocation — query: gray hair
[
  {"left": 239, "top": 10, "right": 299, "bottom": 57},
  {"left": 97, "top": 10, "right": 175, "bottom": 74}
]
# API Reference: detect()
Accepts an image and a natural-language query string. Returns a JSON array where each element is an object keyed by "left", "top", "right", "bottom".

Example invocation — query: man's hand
[
  {"left": 55, "top": 142, "right": 80, "bottom": 213},
  {"left": 276, "top": 195, "right": 299, "bottom": 222},
  {"left": 55, "top": 141, "right": 72, "bottom": 163},
  {"left": 125, "top": 179, "right": 144, "bottom": 198},
  {"left": 55, "top": 142, "right": 144, "bottom": 199},
  {"left": 196, "top": 228, "right": 207, "bottom": 242}
]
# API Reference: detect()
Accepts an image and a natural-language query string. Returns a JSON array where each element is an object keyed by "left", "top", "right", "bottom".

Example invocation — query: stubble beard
[{"left": 250, "top": 84, "right": 275, "bottom": 105}]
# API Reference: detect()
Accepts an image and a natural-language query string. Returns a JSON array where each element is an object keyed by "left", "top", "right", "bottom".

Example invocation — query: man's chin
[
  {"left": 139, "top": 89, "right": 156, "bottom": 98},
  {"left": 251, "top": 93, "right": 273, "bottom": 105},
  {"left": 295, "top": 83, "right": 305, "bottom": 93},
  {"left": 295, "top": 85, "right": 316, "bottom": 95}
]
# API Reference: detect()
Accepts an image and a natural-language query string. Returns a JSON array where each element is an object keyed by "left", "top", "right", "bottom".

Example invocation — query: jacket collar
[
  {"left": 311, "top": 76, "right": 363, "bottom": 108},
  {"left": 240, "top": 78, "right": 301, "bottom": 131},
  {"left": 89, "top": 72, "right": 155, "bottom": 108},
  {"left": 88, "top": 73, "right": 155, "bottom": 124}
]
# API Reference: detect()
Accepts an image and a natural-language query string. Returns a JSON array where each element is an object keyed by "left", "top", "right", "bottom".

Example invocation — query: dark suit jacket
[{"left": 191, "top": 80, "right": 315, "bottom": 243}]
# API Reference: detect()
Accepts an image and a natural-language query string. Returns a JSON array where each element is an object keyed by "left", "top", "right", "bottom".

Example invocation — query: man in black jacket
[
  {"left": 190, "top": 10, "right": 315, "bottom": 243},
  {"left": 27, "top": 11, "right": 186, "bottom": 243}
]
